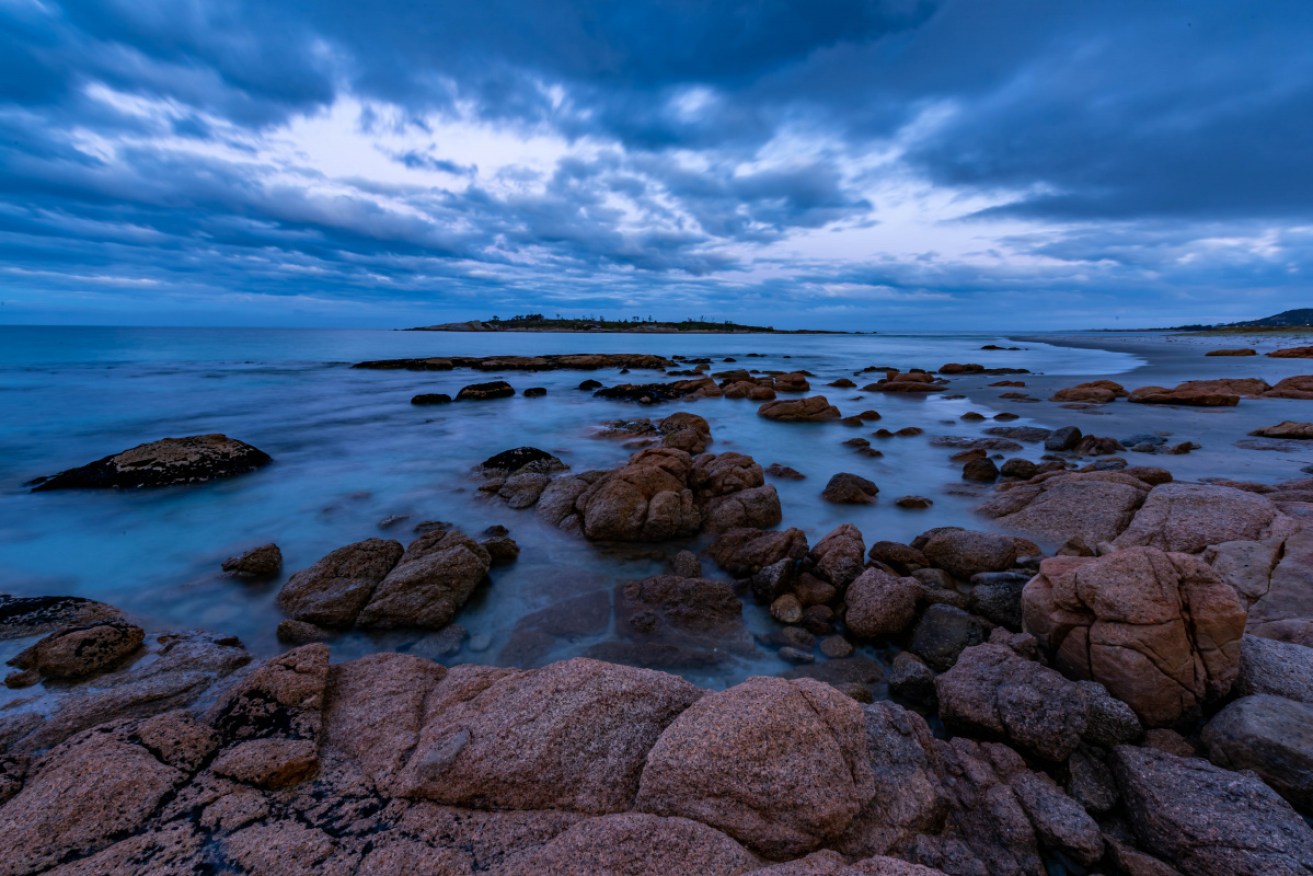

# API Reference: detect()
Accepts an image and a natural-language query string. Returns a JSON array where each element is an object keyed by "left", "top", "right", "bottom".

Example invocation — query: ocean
[{"left": 0, "top": 326, "right": 1145, "bottom": 687}]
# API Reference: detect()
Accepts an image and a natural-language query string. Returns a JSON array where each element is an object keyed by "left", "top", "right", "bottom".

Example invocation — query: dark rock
[
  {"left": 908, "top": 604, "right": 990, "bottom": 670},
  {"left": 0, "top": 595, "right": 124, "bottom": 641},
  {"left": 999, "top": 458, "right": 1037, "bottom": 480},
  {"left": 480, "top": 446, "right": 568, "bottom": 476},
  {"left": 523, "top": 387, "right": 547, "bottom": 398},
  {"left": 888, "top": 651, "right": 936, "bottom": 703},
  {"left": 1113, "top": 744, "right": 1313, "bottom": 875},
  {"left": 961, "top": 458, "right": 998, "bottom": 482},
  {"left": 895, "top": 495, "right": 933, "bottom": 509},
  {"left": 1044, "top": 425, "right": 1083, "bottom": 452},
  {"left": 844, "top": 568, "right": 922, "bottom": 638},
  {"left": 758, "top": 396, "right": 842, "bottom": 422},
  {"left": 222, "top": 543, "right": 283, "bottom": 580},
  {"left": 410, "top": 393, "right": 452, "bottom": 405},
  {"left": 276, "top": 538, "right": 404, "bottom": 629},
  {"left": 1235, "top": 634, "right": 1313, "bottom": 703},
  {"left": 579, "top": 379, "right": 603, "bottom": 390},
  {"left": 31, "top": 434, "right": 271, "bottom": 491},
  {"left": 920, "top": 529, "right": 1023, "bottom": 580},
  {"left": 765, "top": 463, "right": 806, "bottom": 480},
  {"left": 822, "top": 473, "right": 878, "bottom": 504},
  {"left": 456, "top": 380, "right": 515, "bottom": 401}
]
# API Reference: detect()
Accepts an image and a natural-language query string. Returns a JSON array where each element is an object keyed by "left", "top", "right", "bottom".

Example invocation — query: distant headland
[
  {"left": 1098, "top": 307, "right": 1313, "bottom": 333},
  {"left": 405, "top": 313, "right": 854, "bottom": 334}
]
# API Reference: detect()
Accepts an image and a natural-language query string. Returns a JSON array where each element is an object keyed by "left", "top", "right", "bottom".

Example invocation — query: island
[
  {"left": 406, "top": 313, "right": 854, "bottom": 334},
  {"left": 1098, "top": 307, "right": 1313, "bottom": 333}
]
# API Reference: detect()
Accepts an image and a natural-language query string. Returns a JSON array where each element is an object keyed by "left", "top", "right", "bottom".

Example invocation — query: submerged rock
[
  {"left": 456, "top": 380, "right": 515, "bottom": 401},
  {"left": 221, "top": 543, "right": 283, "bottom": 580},
  {"left": 822, "top": 472, "right": 878, "bottom": 504},
  {"left": 30, "top": 434, "right": 271, "bottom": 491}
]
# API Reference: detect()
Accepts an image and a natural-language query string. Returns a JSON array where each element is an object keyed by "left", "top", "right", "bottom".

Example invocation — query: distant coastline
[{"left": 404, "top": 315, "right": 856, "bottom": 334}]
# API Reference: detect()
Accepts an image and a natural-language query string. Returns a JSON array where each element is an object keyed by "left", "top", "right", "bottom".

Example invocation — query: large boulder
[
  {"left": 396, "top": 658, "right": 700, "bottom": 814},
  {"left": 1113, "top": 482, "right": 1298, "bottom": 554},
  {"left": 1265, "top": 375, "right": 1313, "bottom": 399},
  {"left": 1128, "top": 385, "right": 1240, "bottom": 406},
  {"left": 1023, "top": 547, "right": 1247, "bottom": 725},
  {"left": 30, "top": 434, "right": 271, "bottom": 491},
  {"left": 934, "top": 643, "right": 1088, "bottom": 761},
  {"left": 1268, "top": 345, "right": 1313, "bottom": 358},
  {"left": 1113, "top": 744, "right": 1313, "bottom": 875},
  {"left": 636, "top": 676, "right": 875, "bottom": 859},
  {"left": 1202, "top": 694, "right": 1313, "bottom": 812},
  {"left": 977, "top": 471, "right": 1149, "bottom": 547},
  {"left": 758, "top": 396, "right": 842, "bottom": 422}
]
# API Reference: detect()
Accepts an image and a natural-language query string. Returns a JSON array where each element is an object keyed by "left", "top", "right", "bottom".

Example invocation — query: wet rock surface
[{"left": 30, "top": 434, "right": 272, "bottom": 491}]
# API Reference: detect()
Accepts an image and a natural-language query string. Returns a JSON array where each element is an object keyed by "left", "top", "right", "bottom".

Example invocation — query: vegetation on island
[{"left": 408, "top": 313, "right": 849, "bottom": 333}]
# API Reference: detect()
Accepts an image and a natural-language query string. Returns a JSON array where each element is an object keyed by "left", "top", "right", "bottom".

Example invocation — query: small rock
[
  {"left": 523, "top": 387, "right": 547, "bottom": 398},
  {"left": 771, "top": 594, "right": 804, "bottom": 624},
  {"left": 456, "top": 380, "right": 515, "bottom": 401},
  {"left": 822, "top": 472, "right": 878, "bottom": 504},
  {"left": 410, "top": 393, "right": 452, "bottom": 405},
  {"left": 221, "top": 544, "right": 282, "bottom": 580},
  {"left": 909, "top": 604, "right": 990, "bottom": 670},
  {"left": 962, "top": 458, "right": 999, "bottom": 482},
  {"left": 895, "top": 495, "right": 933, "bottom": 510}
]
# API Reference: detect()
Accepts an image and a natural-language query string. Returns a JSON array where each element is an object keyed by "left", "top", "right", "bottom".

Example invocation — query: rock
[
  {"left": 1023, "top": 547, "right": 1247, "bottom": 725},
  {"left": 1235, "top": 634, "right": 1313, "bottom": 702},
  {"left": 1268, "top": 345, "right": 1313, "bottom": 358},
  {"left": 1206, "top": 348, "right": 1258, "bottom": 356},
  {"left": 1128, "top": 386, "right": 1239, "bottom": 406},
  {"left": 480, "top": 534, "right": 520, "bottom": 565},
  {"left": 456, "top": 380, "right": 515, "bottom": 401},
  {"left": 961, "top": 458, "right": 998, "bottom": 482},
  {"left": 500, "top": 813, "right": 758, "bottom": 876},
  {"left": 658, "top": 412, "right": 712, "bottom": 453},
  {"left": 397, "top": 658, "right": 700, "bottom": 814},
  {"left": 0, "top": 594, "right": 124, "bottom": 640},
  {"left": 523, "top": 386, "right": 547, "bottom": 397},
  {"left": 908, "top": 605, "right": 990, "bottom": 670},
  {"left": 724, "top": 380, "right": 777, "bottom": 401},
  {"left": 599, "top": 575, "right": 753, "bottom": 669},
  {"left": 887, "top": 652, "right": 936, "bottom": 703},
  {"left": 0, "top": 722, "right": 186, "bottom": 873},
  {"left": 845, "top": 569, "right": 922, "bottom": 638},
  {"left": 573, "top": 448, "right": 701, "bottom": 541},
  {"left": 1113, "top": 744, "right": 1313, "bottom": 875},
  {"left": 1113, "top": 482, "right": 1296, "bottom": 553},
  {"left": 920, "top": 530, "right": 1021, "bottom": 580},
  {"left": 1202, "top": 694, "right": 1313, "bottom": 812},
  {"left": 766, "top": 463, "right": 806, "bottom": 480},
  {"left": 579, "top": 378, "right": 603, "bottom": 390},
  {"left": 1251, "top": 421, "right": 1313, "bottom": 440},
  {"left": 820, "top": 636, "right": 854, "bottom": 659},
  {"left": 222, "top": 543, "right": 283, "bottom": 580},
  {"left": 999, "top": 458, "right": 1037, "bottom": 479},
  {"left": 480, "top": 447, "right": 568, "bottom": 475},
  {"left": 935, "top": 643, "right": 1089, "bottom": 761},
  {"left": 1050, "top": 380, "right": 1126, "bottom": 404},
  {"left": 30, "top": 434, "right": 271, "bottom": 491},
  {"left": 596, "top": 378, "right": 721, "bottom": 404},
  {"left": 895, "top": 495, "right": 932, "bottom": 510},
  {"left": 1265, "top": 374, "right": 1313, "bottom": 399},
  {"left": 671, "top": 550, "right": 702, "bottom": 578},
  {"left": 410, "top": 392, "right": 452, "bottom": 405},
  {"left": 637, "top": 676, "right": 875, "bottom": 858},
  {"left": 978, "top": 471, "right": 1150, "bottom": 546},
  {"left": 356, "top": 529, "right": 491, "bottom": 629},
  {"left": 1009, "top": 770, "right": 1105, "bottom": 865},
  {"left": 6, "top": 620, "right": 144, "bottom": 685},
  {"left": 708, "top": 527, "right": 808, "bottom": 578},
  {"left": 1075, "top": 434, "right": 1126, "bottom": 456},
  {"left": 758, "top": 396, "right": 842, "bottom": 422},
  {"left": 497, "top": 472, "right": 552, "bottom": 508},
  {"left": 701, "top": 484, "right": 783, "bottom": 532},
  {"left": 811, "top": 524, "right": 867, "bottom": 587},
  {"left": 771, "top": 594, "right": 805, "bottom": 625},
  {"left": 969, "top": 577, "right": 1025, "bottom": 629},
  {"left": 822, "top": 473, "right": 878, "bottom": 504},
  {"left": 276, "top": 538, "right": 404, "bottom": 629},
  {"left": 1067, "top": 747, "right": 1118, "bottom": 814},
  {"left": 1078, "top": 680, "right": 1144, "bottom": 746}
]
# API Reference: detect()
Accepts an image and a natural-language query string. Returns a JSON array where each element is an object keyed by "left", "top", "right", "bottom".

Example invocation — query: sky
[{"left": 1, "top": 0, "right": 1311, "bottom": 330}]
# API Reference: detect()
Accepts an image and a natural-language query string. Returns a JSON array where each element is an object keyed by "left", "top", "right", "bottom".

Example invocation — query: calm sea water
[{"left": 0, "top": 326, "right": 1143, "bottom": 686}]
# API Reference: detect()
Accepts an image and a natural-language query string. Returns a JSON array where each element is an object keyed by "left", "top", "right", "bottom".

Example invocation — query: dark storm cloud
[{"left": 2, "top": 0, "right": 1312, "bottom": 326}]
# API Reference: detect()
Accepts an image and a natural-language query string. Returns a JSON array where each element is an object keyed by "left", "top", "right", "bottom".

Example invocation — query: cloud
[{"left": 2, "top": 0, "right": 1312, "bottom": 328}]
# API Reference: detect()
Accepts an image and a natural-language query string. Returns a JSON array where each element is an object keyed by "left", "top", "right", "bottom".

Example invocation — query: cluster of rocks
[
  {"left": 353, "top": 353, "right": 676, "bottom": 371},
  {"left": 477, "top": 417, "right": 782, "bottom": 543},
  {"left": 1050, "top": 375, "right": 1313, "bottom": 406},
  {"left": 5, "top": 563, "right": 1313, "bottom": 875},
  {"left": 272, "top": 522, "right": 517, "bottom": 642}
]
